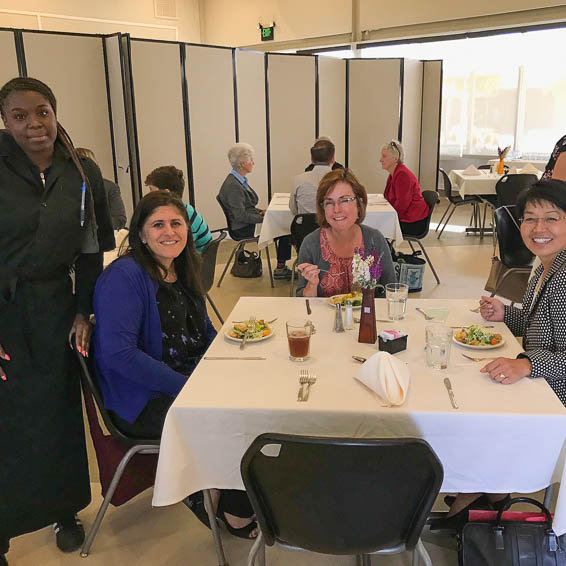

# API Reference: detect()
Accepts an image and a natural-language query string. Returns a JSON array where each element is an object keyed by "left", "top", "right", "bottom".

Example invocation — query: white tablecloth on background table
[
  {"left": 256, "top": 193, "right": 404, "bottom": 248},
  {"left": 153, "top": 297, "right": 566, "bottom": 531},
  {"left": 487, "top": 159, "right": 547, "bottom": 172},
  {"left": 450, "top": 169, "right": 543, "bottom": 199}
]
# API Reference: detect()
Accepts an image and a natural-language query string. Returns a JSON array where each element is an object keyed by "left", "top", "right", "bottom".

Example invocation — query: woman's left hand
[
  {"left": 69, "top": 314, "right": 92, "bottom": 357},
  {"left": 480, "top": 357, "right": 532, "bottom": 384}
]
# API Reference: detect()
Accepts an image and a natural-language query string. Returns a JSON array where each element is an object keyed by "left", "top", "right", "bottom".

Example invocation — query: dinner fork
[
  {"left": 461, "top": 353, "right": 497, "bottom": 362},
  {"left": 303, "top": 373, "right": 317, "bottom": 402},
  {"left": 297, "top": 370, "right": 309, "bottom": 401},
  {"left": 470, "top": 306, "right": 481, "bottom": 313},
  {"left": 415, "top": 307, "right": 434, "bottom": 320},
  {"left": 240, "top": 315, "right": 256, "bottom": 350}
]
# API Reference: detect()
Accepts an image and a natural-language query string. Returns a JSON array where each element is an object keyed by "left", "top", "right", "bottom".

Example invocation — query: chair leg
[
  {"left": 289, "top": 258, "right": 297, "bottom": 297},
  {"left": 435, "top": 203, "right": 451, "bottom": 232},
  {"left": 481, "top": 203, "right": 489, "bottom": 239},
  {"left": 217, "top": 241, "right": 241, "bottom": 288},
  {"left": 248, "top": 530, "right": 265, "bottom": 566},
  {"left": 264, "top": 245, "right": 274, "bottom": 288},
  {"left": 413, "top": 539, "right": 432, "bottom": 566},
  {"left": 81, "top": 444, "right": 155, "bottom": 557},
  {"left": 415, "top": 241, "right": 440, "bottom": 284},
  {"left": 407, "top": 240, "right": 415, "bottom": 253},
  {"left": 203, "top": 489, "right": 228, "bottom": 566},
  {"left": 437, "top": 205, "right": 457, "bottom": 239},
  {"left": 357, "top": 554, "right": 372, "bottom": 566},
  {"left": 206, "top": 294, "right": 224, "bottom": 325},
  {"left": 544, "top": 484, "right": 556, "bottom": 509}
]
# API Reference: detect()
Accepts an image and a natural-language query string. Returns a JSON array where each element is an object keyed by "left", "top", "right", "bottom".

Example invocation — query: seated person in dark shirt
[
  {"left": 93, "top": 191, "right": 258, "bottom": 539},
  {"left": 304, "top": 136, "right": 344, "bottom": 172}
]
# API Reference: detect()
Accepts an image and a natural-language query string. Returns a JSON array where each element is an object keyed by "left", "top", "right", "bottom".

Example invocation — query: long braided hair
[{"left": 0, "top": 76, "right": 95, "bottom": 228}]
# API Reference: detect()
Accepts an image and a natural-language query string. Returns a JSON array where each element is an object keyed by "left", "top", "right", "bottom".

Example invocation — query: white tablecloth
[
  {"left": 153, "top": 297, "right": 566, "bottom": 532},
  {"left": 487, "top": 159, "right": 547, "bottom": 172},
  {"left": 449, "top": 170, "right": 501, "bottom": 198},
  {"left": 256, "top": 193, "right": 404, "bottom": 248}
]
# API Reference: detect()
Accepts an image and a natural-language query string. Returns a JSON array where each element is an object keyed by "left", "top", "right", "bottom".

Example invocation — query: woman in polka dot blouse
[{"left": 479, "top": 178, "right": 566, "bottom": 405}]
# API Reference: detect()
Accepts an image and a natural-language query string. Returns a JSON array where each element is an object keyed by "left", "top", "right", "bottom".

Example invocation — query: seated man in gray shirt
[{"left": 290, "top": 139, "right": 335, "bottom": 215}]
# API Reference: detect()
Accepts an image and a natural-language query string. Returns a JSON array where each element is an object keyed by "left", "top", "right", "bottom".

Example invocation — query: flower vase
[
  {"left": 358, "top": 287, "right": 377, "bottom": 344},
  {"left": 497, "top": 158, "right": 505, "bottom": 175}
]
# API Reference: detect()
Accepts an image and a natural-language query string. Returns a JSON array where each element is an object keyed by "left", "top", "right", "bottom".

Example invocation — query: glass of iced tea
[{"left": 286, "top": 319, "right": 314, "bottom": 362}]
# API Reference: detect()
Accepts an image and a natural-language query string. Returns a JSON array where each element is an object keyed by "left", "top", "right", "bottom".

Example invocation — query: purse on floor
[
  {"left": 231, "top": 249, "right": 263, "bottom": 278},
  {"left": 459, "top": 497, "right": 566, "bottom": 565}
]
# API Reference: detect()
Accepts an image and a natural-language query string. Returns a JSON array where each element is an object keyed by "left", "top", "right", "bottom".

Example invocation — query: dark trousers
[
  {"left": 232, "top": 225, "right": 291, "bottom": 264},
  {"left": 110, "top": 395, "right": 254, "bottom": 518},
  {"left": 400, "top": 217, "right": 429, "bottom": 237}
]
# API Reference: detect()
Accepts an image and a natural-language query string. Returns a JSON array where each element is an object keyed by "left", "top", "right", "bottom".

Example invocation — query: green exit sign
[{"left": 261, "top": 26, "right": 274, "bottom": 41}]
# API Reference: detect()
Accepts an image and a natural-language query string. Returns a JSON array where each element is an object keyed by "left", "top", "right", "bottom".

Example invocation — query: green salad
[
  {"left": 228, "top": 320, "right": 271, "bottom": 340},
  {"left": 454, "top": 325, "right": 502, "bottom": 346}
]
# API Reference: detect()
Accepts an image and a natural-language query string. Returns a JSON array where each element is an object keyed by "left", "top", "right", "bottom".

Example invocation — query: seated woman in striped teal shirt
[{"left": 145, "top": 166, "right": 212, "bottom": 253}]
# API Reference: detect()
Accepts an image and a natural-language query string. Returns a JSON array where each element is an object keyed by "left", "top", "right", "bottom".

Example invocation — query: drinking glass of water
[
  {"left": 386, "top": 283, "right": 409, "bottom": 320},
  {"left": 425, "top": 325, "right": 453, "bottom": 370}
]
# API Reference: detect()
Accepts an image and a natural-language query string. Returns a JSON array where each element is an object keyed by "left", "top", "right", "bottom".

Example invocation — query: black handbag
[
  {"left": 230, "top": 249, "right": 263, "bottom": 278},
  {"left": 460, "top": 497, "right": 566, "bottom": 565}
]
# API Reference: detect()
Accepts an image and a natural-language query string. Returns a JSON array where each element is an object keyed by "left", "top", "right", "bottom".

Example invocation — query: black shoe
[
  {"left": 429, "top": 496, "right": 491, "bottom": 533},
  {"left": 273, "top": 266, "right": 292, "bottom": 280},
  {"left": 183, "top": 491, "right": 212, "bottom": 530},
  {"left": 443, "top": 494, "right": 491, "bottom": 509},
  {"left": 216, "top": 497, "right": 258, "bottom": 540},
  {"left": 0, "top": 554, "right": 8, "bottom": 566},
  {"left": 53, "top": 515, "right": 85, "bottom": 553},
  {"left": 490, "top": 494, "right": 511, "bottom": 511}
]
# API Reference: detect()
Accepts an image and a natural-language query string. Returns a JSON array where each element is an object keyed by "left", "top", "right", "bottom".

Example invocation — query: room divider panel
[
  {"left": 267, "top": 54, "right": 316, "bottom": 197},
  {"left": 317, "top": 55, "right": 347, "bottom": 167},
  {"left": 401, "top": 59, "right": 423, "bottom": 180},
  {"left": 0, "top": 31, "right": 19, "bottom": 86},
  {"left": 348, "top": 58, "right": 402, "bottom": 192},
  {"left": 129, "top": 39, "right": 187, "bottom": 203},
  {"left": 420, "top": 60, "right": 442, "bottom": 191},
  {"left": 235, "top": 49, "right": 269, "bottom": 211},
  {"left": 22, "top": 32, "right": 114, "bottom": 182}
]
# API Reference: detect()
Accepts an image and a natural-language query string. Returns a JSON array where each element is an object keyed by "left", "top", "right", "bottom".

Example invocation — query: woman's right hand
[
  {"left": 297, "top": 263, "right": 320, "bottom": 296},
  {"left": 0, "top": 343, "right": 10, "bottom": 381},
  {"left": 479, "top": 296, "right": 505, "bottom": 321}
]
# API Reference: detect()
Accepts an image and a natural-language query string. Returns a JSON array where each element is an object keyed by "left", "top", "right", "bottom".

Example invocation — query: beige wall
[{"left": 0, "top": 0, "right": 201, "bottom": 42}]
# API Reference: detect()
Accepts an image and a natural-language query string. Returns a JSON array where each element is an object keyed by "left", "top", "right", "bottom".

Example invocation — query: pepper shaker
[
  {"left": 344, "top": 299, "right": 353, "bottom": 330},
  {"left": 333, "top": 303, "right": 345, "bottom": 333}
]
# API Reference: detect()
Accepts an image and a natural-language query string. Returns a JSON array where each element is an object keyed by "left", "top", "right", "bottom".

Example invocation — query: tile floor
[{"left": 6, "top": 199, "right": 538, "bottom": 565}]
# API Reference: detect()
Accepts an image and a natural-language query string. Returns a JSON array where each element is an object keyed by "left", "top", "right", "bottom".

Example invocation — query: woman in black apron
[{"left": 0, "top": 77, "right": 114, "bottom": 564}]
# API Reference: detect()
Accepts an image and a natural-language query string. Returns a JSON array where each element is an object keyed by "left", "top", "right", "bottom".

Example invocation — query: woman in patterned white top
[{"left": 479, "top": 179, "right": 566, "bottom": 403}]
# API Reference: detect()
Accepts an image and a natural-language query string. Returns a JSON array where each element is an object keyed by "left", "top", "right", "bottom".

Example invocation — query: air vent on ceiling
[{"left": 154, "top": 0, "right": 177, "bottom": 19}]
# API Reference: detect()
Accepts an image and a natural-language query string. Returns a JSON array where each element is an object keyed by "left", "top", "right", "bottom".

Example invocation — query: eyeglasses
[
  {"left": 322, "top": 196, "right": 358, "bottom": 208},
  {"left": 519, "top": 216, "right": 566, "bottom": 226}
]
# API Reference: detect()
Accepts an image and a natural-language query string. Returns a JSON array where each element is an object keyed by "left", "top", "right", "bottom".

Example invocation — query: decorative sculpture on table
[
  {"left": 497, "top": 145, "right": 511, "bottom": 175},
  {"left": 352, "top": 248, "right": 383, "bottom": 344}
]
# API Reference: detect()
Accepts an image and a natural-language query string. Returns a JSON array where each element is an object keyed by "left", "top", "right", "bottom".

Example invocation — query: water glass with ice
[
  {"left": 425, "top": 325, "right": 453, "bottom": 370},
  {"left": 386, "top": 283, "right": 409, "bottom": 321}
]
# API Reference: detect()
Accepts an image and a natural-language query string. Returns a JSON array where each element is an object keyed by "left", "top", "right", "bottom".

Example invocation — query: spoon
[{"left": 415, "top": 308, "right": 434, "bottom": 320}]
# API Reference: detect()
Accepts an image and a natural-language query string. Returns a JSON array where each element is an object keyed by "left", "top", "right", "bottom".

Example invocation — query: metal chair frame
[{"left": 200, "top": 230, "right": 227, "bottom": 324}]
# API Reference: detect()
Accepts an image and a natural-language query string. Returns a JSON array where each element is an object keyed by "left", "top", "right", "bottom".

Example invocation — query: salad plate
[
  {"left": 225, "top": 319, "right": 275, "bottom": 343},
  {"left": 326, "top": 292, "right": 363, "bottom": 309},
  {"left": 453, "top": 325, "right": 505, "bottom": 349}
]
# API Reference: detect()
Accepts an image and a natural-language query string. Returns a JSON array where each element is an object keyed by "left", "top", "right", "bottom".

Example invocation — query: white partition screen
[
  {"left": 401, "top": 59, "right": 423, "bottom": 180},
  {"left": 185, "top": 45, "right": 235, "bottom": 231},
  {"left": 235, "top": 50, "right": 268, "bottom": 210},
  {"left": 420, "top": 60, "right": 442, "bottom": 190},
  {"left": 268, "top": 54, "right": 316, "bottom": 196},
  {"left": 0, "top": 31, "right": 18, "bottom": 87},
  {"left": 130, "top": 40, "right": 187, "bottom": 199},
  {"left": 318, "top": 56, "right": 346, "bottom": 166},
  {"left": 104, "top": 34, "right": 134, "bottom": 222},
  {"left": 23, "top": 32, "right": 114, "bottom": 179},
  {"left": 348, "top": 59, "right": 402, "bottom": 192}
]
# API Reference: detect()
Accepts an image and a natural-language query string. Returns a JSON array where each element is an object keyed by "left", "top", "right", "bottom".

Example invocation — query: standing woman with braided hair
[{"left": 0, "top": 77, "right": 114, "bottom": 563}]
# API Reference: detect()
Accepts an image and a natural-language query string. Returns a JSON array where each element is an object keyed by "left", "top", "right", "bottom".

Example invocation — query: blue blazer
[{"left": 93, "top": 256, "right": 215, "bottom": 422}]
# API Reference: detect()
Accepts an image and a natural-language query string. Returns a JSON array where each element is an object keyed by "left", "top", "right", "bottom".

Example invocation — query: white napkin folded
[
  {"left": 354, "top": 351, "right": 410, "bottom": 406},
  {"left": 462, "top": 165, "right": 481, "bottom": 176},
  {"left": 367, "top": 193, "right": 386, "bottom": 204},
  {"left": 521, "top": 163, "right": 539, "bottom": 174}
]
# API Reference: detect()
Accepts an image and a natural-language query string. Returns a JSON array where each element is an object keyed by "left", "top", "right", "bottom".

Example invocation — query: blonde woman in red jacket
[{"left": 380, "top": 140, "right": 429, "bottom": 237}]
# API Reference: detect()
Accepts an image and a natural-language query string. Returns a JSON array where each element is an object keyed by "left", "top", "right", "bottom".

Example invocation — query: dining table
[
  {"left": 487, "top": 159, "right": 547, "bottom": 172},
  {"left": 256, "top": 192, "right": 404, "bottom": 249},
  {"left": 449, "top": 169, "right": 542, "bottom": 199},
  {"left": 153, "top": 296, "right": 566, "bottom": 534}
]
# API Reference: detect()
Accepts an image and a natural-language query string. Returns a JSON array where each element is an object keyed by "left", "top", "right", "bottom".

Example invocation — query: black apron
[{"left": 0, "top": 132, "right": 113, "bottom": 539}]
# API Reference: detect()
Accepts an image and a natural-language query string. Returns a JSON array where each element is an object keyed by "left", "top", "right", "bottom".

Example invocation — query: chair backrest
[
  {"left": 406, "top": 190, "right": 438, "bottom": 240},
  {"left": 200, "top": 230, "right": 227, "bottom": 293},
  {"left": 438, "top": 168, "right": 452, "bottom": 199},
  {"left": 478, "top": 164, "right": 491, "bottom": 170},
  {"left": 494, "top": 206, "right": 534, "bottom": 268},
  {"left": 216, "top": 194, "right": 243, "bottom": 240},
  {"left": 241, "top": 433, "right": 443, "bottom": 555},
  {"left": 290, "top": 214, "right": 318, "bottom": 253},
  {"left": 495, "top": 174, "right": 538, "bottom": 208},
  {"left": 76, "top": 345, "right": 159, "bottom": 447}
]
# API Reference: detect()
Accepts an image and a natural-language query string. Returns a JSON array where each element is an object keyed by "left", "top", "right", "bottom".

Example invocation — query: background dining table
[
  {"left": 449, "top": 169, "right": 542, "bottom": 199},
  {"left": 487, "top": 159, "right": 547, "bottom": 171},
  {"left": 256, "top": 192, "right": 404, "bottom": 249},
  {"left": 153, "top": 296, "right": 566, "bottom": 532}
]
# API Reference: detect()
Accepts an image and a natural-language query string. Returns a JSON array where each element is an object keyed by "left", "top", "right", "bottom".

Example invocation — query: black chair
[
  {"left": 200, "top": 230, "right": 227, "bottom": 324},
  {"left": 215, "top": 195, "right": 274, "bottom": 288},
  {"left": 241, "top": 433, "right": 443, "bottom": 566},
  {"left": 289, "top": 213, "right": 319, "bottom": 296},
  {"left": 403, "top": 190, "right": 440, "bottom": 285},
  {"left": 436, "top": 168, "right": 482, "bottom": 239},
  {"left": 489, "top": 205, "right": 534, "bottom": 303},
  {"left": 496, "top": 173, "right": 538, "bottom": 207}
]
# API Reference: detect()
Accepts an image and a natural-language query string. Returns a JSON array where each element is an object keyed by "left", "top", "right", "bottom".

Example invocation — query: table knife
[
  {"left": 204, "top": 356, "right": 266, "bottom": 360},
  {"left": 443, "top": 378, "right": 459, "bottom": 409},
  {"left": 306, "top": 299, "right": 312, "bottom": 315}
]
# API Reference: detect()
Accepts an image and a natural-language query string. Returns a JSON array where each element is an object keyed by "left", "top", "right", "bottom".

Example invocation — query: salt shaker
[
  {"left": 333, "top": 303, "right": 345, "bottom": 332},
  {"left": 344, "top": 299, "right": 353, "bottom": 330}
]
